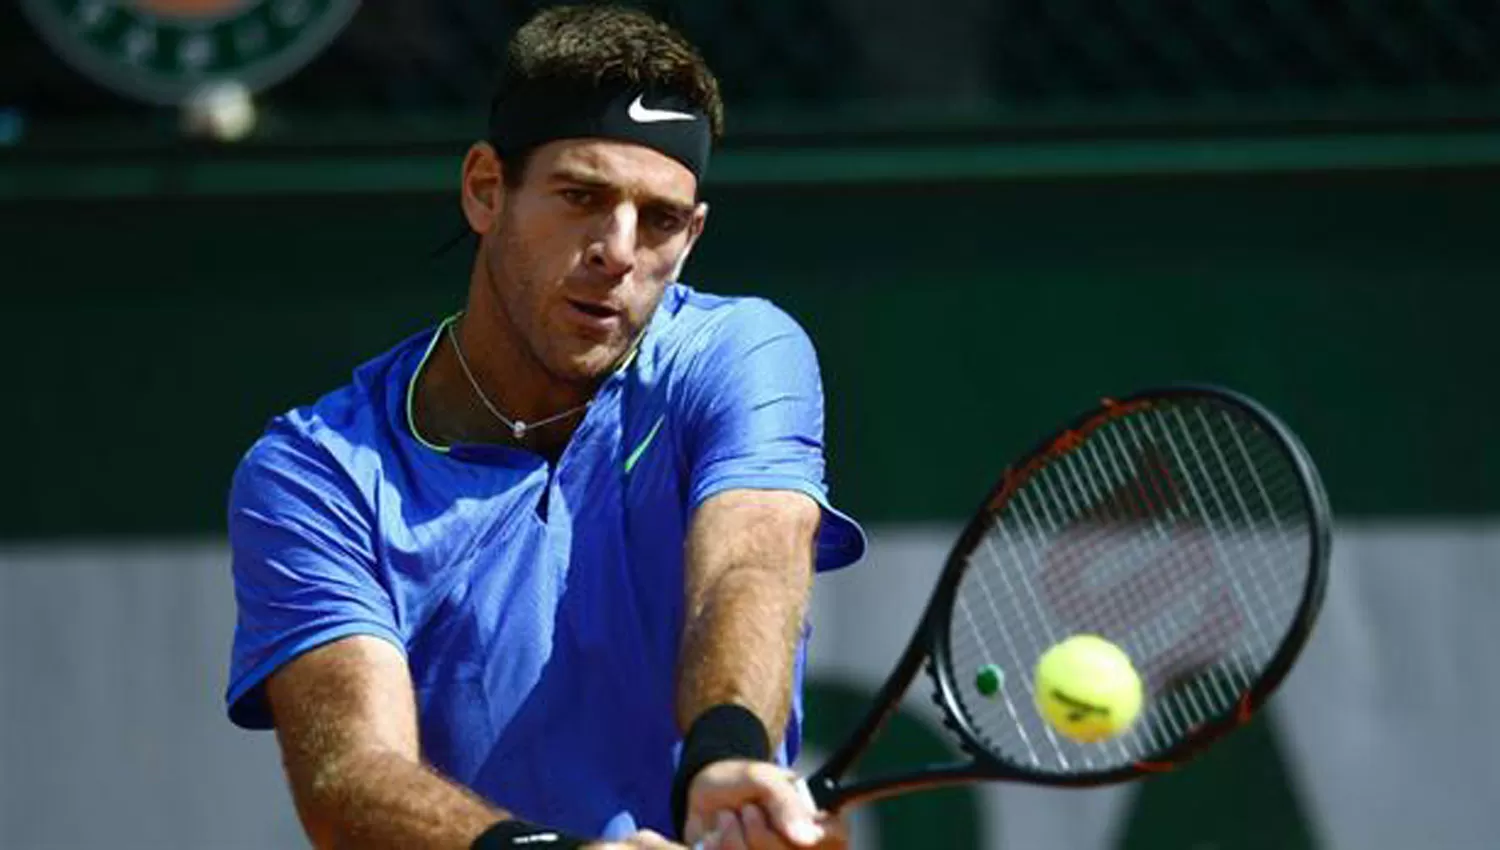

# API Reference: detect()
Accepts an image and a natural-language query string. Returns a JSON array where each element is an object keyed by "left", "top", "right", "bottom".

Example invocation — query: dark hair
[{"left": 494, "top": 4, "right": 724, "bottom": 186}]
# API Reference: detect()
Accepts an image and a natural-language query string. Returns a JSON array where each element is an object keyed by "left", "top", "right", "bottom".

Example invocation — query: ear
[
  {"left": 461, "top": 142, "right": 505, "bottom": 235},
  {"left": 672, "top": 201, "right": 710, "bottom": 280}
]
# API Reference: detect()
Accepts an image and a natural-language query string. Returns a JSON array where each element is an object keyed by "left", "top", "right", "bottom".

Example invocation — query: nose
[{"left": 585, "top": 203, "right": 637, "bottom": 278}]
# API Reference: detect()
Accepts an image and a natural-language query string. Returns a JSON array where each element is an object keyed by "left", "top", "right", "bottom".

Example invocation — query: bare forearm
[
  {"left": 267, "top": 637, "right": 510, "bottom": 850},
  {"left": 678, "top": 566, "right": 807, "bottom": 739},
  {"left": 293, "top": 748, "right": 503, "bottom": 850},
  {"left": 677, "top": 491, "right": 819, "bottom": 741}
]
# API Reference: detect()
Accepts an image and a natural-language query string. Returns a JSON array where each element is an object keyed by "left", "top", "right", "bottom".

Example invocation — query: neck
[
  {"left": 415, "top": 299, "right": 596, "bottom": 454},
  {"left": 454, "top": 299, "right": 595, "bottom": 420}
]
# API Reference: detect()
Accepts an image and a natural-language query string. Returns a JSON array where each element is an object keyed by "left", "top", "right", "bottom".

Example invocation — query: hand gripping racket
[{"left": 797, "top": 385, "right": 1331, "bottom": 812}]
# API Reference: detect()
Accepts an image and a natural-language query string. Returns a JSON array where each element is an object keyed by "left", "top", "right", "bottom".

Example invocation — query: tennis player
[{"left": 224, "top": 6, "right": 863, "bottom": 850}]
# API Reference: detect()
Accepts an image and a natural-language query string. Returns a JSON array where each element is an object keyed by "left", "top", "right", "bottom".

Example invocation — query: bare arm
[
  {"left": 676, "top": 488, "right": 821, "bottom": 742},
  {"left": 265, "top": 635, "right": 505, "bottom": 850}
]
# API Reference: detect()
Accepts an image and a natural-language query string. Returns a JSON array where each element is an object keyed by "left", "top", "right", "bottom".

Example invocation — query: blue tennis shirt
[{"left": 225, "top": 283, "right": 865, "bottom": 839}]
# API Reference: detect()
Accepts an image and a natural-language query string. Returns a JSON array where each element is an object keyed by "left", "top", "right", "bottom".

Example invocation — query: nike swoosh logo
[
  {"left": 624, "top": 414, "right": 666, "bottom": 474},
  {"left": 627, "top": 94, "right": 696, "bottom": 124}
]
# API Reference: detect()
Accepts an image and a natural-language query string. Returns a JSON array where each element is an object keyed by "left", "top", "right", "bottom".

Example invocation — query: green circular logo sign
[{"left": 22, "top": 0, "right": 359, "bottom": 104}]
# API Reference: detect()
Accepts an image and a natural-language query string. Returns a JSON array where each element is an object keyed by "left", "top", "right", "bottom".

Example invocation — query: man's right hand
[{"left": 589, "top": 829, "right": 689, "bottom": 849}]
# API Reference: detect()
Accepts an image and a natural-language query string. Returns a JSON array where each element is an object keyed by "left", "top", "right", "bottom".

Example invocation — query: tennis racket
[{"left": 798, "top": 384, "right": 1331, "bottom": 812}]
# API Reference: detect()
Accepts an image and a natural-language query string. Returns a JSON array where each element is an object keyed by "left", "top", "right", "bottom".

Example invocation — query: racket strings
[
  {"left": 1128, "top": 412, "right": 1284, "bottom": 665},
  {"left": 1030, "top": 442, "right": 1182, "bottom": 767},
  {"left": 944, "top": 397, "right": 1314, "bottom": 774},
  {"left": 1037, "top": 433, "right": 1226, "bottom": 761},
  {"left": 1118, "top": 413, "right": 1279, "bottom": 741},
  {"left": 1061, "top": 429, "right": 1236, "bottom": 754}
]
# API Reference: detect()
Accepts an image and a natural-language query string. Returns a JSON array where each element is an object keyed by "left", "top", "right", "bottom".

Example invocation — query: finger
[
  {"left": 630, "top": 829, "right": 679, "bottom": 849},
  {"left": 812, "top": 812, "right": 849, "bottom": 850},
  {"left": 689, "top": 759, "right": 760, "bottom": 811},
  {"left": 791, "top": 776, "right": 818, "bottom": 812},
  {"left": 684, "top": 812, "right": 708, "bottom": 845},
  {"left": 716, "top": 809, "right": 749, "bottom": 850},
  {"left": 739, "top": 803, "right": 790, "bottom": 850},
  {"left": 746, "top": 765, "right": 823, "bottom": 847}
]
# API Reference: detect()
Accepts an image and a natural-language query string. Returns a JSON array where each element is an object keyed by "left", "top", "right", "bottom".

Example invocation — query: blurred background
[{"left": 3, "top": 1, "right": 1499, "bottom": 847}]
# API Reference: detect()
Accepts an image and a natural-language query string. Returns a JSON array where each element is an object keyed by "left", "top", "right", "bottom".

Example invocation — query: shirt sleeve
[
  {"left": 681, "top": 298, "right": 865, "bottom": 571},
  {"left": 224, "top": 430, "right": 403, "bottom": 729}
]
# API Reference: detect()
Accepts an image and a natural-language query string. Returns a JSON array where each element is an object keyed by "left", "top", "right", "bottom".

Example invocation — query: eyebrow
[{"left": 547, "top": 167, "right": 695, "bottom": 214}]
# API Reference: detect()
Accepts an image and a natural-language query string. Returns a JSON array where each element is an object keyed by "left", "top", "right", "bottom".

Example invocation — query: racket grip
[{"left": 798, "top": 774, "right": 842, "bottom": 812}]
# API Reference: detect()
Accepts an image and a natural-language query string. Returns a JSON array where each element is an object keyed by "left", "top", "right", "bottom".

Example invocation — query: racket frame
[{"left": 805, "top": 384, "right": 1332, "bottom": 812}]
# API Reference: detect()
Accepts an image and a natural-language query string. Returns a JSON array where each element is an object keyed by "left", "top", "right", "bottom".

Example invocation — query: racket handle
[{"left": 798, "top": 774, "right": 843, "bottom": 813}]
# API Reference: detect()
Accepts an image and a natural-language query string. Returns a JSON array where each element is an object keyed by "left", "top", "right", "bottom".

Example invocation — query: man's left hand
[{"left": 683, "top": 759, "right": 849, "bottom": 850}]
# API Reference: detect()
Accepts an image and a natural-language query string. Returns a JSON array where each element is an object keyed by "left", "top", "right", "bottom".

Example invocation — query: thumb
[{"left": 755, "top": 770, "right": 824, "bottom": 847}]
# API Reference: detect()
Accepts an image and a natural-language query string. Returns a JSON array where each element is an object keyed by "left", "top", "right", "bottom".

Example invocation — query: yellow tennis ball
[{"left": 1033, "top": 635, "right": 1144, "bottom": 743}]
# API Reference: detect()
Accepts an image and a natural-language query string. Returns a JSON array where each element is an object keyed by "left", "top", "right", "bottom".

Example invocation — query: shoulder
[
  {"left": 651, "top": 284, "right": 815, "bottom": 366},
  {"left": 234, "top": 392, "right": 371, "bottom": 500},
  {"left": 231, "top": 328, "right": 431, "bottom": 516},
  {"left": 665, "top": 284, "right": 807, "bottom": 337},
  {"left": 229, "top": 416, "right": 369, "bottom": 534}
]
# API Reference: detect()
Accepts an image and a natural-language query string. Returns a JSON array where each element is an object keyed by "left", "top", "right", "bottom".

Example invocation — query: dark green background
[{"left": 4, "top": 165, "right": 1495, "bottom": 539}]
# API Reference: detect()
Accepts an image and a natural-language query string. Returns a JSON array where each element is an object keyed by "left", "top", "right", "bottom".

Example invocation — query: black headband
[{"left": 489, "top": 80, "right": 712, "bottom": 181}]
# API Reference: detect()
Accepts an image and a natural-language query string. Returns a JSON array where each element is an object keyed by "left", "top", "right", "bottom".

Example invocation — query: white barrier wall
[{"left": 3, "top": 523, "right": 1498, "bottom": 848}]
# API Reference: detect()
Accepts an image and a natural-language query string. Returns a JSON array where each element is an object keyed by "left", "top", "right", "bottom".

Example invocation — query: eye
[
  {"left": 559, "top": 188, "right": 596, "bottom": 207},
  {"left": 647, "top": 208, "right": 689, "bottom": 234}
]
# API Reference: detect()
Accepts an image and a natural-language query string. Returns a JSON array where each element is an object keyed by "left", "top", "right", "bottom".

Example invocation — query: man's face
[{"left": 468, "top": 138, "right": 706, "bottom": 385}]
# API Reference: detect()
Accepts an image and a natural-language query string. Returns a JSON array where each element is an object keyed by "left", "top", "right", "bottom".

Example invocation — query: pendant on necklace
[{"left": 512, "top": 421, "right": 528, "bottom": 440}]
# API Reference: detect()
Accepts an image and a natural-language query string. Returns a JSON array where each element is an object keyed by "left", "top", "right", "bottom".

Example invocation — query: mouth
[
  {"left": 562, "top": 297, "right": 623, "bottom": 337},
  {"left": 566, "top": 298, "right": 619, "bottom": 319}
]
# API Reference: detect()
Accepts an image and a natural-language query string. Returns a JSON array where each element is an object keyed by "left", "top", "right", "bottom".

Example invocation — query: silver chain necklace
[{"left": 446, "top": 320, "right": 591, "bottom": 441}]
